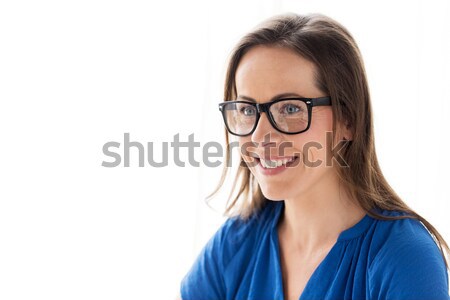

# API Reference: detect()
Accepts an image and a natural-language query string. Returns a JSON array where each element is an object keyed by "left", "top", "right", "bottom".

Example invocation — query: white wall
[{"left": 0, "top": 0, "right": 448, "bottom": 299}]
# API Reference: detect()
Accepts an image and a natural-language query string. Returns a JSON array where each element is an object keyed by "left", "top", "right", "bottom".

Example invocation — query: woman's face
[{"left": 234, "top": 45, "right": 339, "bottom": 201}]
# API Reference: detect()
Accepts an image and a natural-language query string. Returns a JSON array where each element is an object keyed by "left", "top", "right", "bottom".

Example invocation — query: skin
[{"left": 234, "top": 45, "right": 366, "bottom": 300}]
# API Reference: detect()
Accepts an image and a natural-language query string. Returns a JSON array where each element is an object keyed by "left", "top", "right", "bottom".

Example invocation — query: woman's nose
[{"left": 251, "top": 112, "right": 280, "bottom": 146}]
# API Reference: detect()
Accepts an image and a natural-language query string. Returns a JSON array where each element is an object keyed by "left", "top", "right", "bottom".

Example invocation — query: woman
[{"left": 179, "top": 13, "right": 450, "bottom": 300}]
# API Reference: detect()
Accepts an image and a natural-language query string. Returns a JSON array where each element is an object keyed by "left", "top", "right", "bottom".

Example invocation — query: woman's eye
[
  {"left": 281, "top": 104, "right": 301, "bottom": 114},
  {"left": 240, "top": 106, "right": 256, "bottom": 116}
]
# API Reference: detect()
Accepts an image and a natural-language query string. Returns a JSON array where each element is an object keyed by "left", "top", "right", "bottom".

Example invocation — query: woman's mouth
[{"left": 254, "top": 156, "right": 300, "bottom": 175}]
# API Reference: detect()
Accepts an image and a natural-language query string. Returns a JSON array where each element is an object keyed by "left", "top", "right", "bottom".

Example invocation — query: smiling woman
[{"left": 179, "top": 13, "right": 450, "bottom": 300}]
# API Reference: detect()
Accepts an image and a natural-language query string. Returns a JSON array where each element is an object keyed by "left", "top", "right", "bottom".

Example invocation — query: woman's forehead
[{"left": 235, "top": 46, "right": 321, "bottom": 100}]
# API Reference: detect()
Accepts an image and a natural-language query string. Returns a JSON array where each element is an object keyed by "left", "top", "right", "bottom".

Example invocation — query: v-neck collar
[{"left": 269, "top": 200, "right": 373, "bottom": 300}]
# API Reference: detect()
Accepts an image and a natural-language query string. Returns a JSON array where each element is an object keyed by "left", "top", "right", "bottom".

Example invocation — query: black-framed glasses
[{"left": 218, "top": 96, "right": 332, "bottom": 136}]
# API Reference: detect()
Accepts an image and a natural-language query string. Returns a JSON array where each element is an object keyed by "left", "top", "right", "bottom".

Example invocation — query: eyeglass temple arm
[
  {"left": 218, "top": 102, "right": 237, "bottom": 111},
  {"left": 310, "top": 96, "right": 332, "bottom": 107}
]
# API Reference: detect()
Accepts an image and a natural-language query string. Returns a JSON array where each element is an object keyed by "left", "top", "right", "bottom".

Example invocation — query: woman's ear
[
  {"left": 337, "top": 120, "right": 353, "bottom": 142},
  {"left": 343, "top": 120, "right": 353, "bottom": 141}
]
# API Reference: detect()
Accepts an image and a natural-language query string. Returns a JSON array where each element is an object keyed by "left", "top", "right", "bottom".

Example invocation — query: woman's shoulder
[
  {"left": 180, "top": 200, "right": 282, "bottom": 300},
  {"left": 215, "top": 200, "right": 282, "bottom": 261},
  {"left": 188, "top": 199, "right": 281, "bottom": 268},
  {"left": 367, "top": 209, "right": 449, "bottom": 299},
  {"left": 368, "top": 209, "right": 443, "bottom": 254},
  {"left": 367, "top": 209, "right": 445, "bottom": 264}
]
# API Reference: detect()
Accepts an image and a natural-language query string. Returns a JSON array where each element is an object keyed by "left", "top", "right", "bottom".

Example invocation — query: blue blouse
[{"left": 180, "top": 200, "right": 449, "bottom": 300}]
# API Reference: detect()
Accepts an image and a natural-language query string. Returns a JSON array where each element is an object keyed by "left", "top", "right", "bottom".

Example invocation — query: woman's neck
[{"left": 278, "top": 172, "right": 366, "bottom": 254}]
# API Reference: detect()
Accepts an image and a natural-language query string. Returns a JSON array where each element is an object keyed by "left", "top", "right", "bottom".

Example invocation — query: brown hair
[{"left": 206, "top": 12, "right": 449, "bottom": 267}]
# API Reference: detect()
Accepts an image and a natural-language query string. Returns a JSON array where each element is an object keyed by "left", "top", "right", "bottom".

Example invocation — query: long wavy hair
[{"left": 206, "top": 12, "right": 449, "bottom": 268}]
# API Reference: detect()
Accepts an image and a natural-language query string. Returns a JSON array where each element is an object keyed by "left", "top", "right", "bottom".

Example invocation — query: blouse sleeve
[
  {"left": 368, "top": 219, "right": 450, "bottom": 300},
  {"left": 180, "top": 219, "right": 233, "bottom": 300}
]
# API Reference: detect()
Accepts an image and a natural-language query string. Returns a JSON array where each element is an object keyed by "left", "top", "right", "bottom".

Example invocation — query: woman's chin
[{"left": 259, "top": 188, "right": 287, "bottom": 201}]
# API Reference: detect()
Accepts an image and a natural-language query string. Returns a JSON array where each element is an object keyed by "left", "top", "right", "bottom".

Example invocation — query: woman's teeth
[{"left": 260, "top": 157, "right": 296, "bottom": 169}]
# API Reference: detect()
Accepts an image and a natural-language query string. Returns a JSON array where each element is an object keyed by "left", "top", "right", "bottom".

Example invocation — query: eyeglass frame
[{"left": 218, "top": 96, "right": 332, "bottom": 136}]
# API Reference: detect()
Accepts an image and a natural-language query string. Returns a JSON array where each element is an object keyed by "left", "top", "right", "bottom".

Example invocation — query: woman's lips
[{"left": 255, "top": 156, "right": 300, "bottom": 176}]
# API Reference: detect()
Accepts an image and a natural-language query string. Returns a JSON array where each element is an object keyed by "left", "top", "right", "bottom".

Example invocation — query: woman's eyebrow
[{"left": 236, "top": 92, "right": 306, "bottom": 102}]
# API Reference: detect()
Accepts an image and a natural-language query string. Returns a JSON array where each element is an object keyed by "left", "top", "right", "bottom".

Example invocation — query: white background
[{"left": 0, "top": 0, "right": 449, "bottom": 299}]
